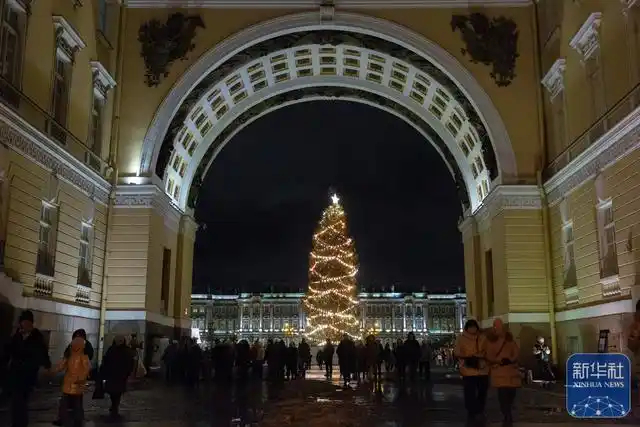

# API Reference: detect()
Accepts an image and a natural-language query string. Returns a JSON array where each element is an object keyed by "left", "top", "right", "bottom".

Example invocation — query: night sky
[{"left": 192, "top": 101, "right": 464, "bottom": 295}]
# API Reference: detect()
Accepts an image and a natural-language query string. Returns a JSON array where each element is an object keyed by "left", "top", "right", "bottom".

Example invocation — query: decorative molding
[
  {"left": 555, "top": 298, "right": 633, "bottom": 322},
  {"left": 544, "top": 104, "right": 640, "bottom": 205},
  {"left": 479, "top": 312, "right": 550, "bottom": 328},
  {"left": 52, "top": 16, "right": 86, "bottom": 63},
  {"left": 138, "top": 13, "right": 205, "bottom": 87},
  {"left": 6, "top": 0, "right": 28, "bottom": 13},
  {"left": 451, "top": 13, "right": 519, "bottom": 87},
  {"left": 621, "top": 0, "right": 639, "bottom": 16},
  {"left": 472, "top": 185, "right": 541, "bottom": 231},
  {"left": 89, "top": 61, "right": 116, "bottom": 102},
  {"left": 569, "top": 12, "right": 602, "bottom": 61},
  {"left": 140, "top": 11, "right": 517, "bottom": 190},
  {"left": 125, "top": 0, "right": 533, "bottom": 7},
  {"left": 457, "top": 215, "right": 477, "bottom": 240},
  {"left": 180, "top": 214, "right": 198, "bottom": 242},
  {"left": 564, "top": 286, "right": 579, "bottom": 305},
  {"left": 114, "top": 184, "right": 183, "bottom": 233},
  {"left": 0, "top": 103, "right": 110, "bottom": 204},
  {"left": 319, "top": 1, "right": 335, "bottom": 21},
  {"left": 541, "top": 58, "right": 566, "bottom": 102},
  {"left": 601, "top": 275, "right": 621, "bottom": 298}
]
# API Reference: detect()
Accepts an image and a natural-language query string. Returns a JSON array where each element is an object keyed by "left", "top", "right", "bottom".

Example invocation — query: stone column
[
  {"left": 259, "top": 302, "right": 263, "bottom": 335},
  {"left": 403, "top": 304, "right": 407, "bottom": 332}
]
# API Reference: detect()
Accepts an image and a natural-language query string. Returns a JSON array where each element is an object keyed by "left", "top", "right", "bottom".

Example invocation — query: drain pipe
[
  {"left": 537, "top": 170, "right": 558, "bottom": 365},
  {"left": 531, "top": 0, "right": 558, "bottom": 365},
  {"left": 97, "top": 4, "right": 126, "bottom": 365}
]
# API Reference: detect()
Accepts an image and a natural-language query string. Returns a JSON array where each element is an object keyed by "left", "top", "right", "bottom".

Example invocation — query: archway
[{"left": 138, "top": 12, "right": 517, "bottom": 213}]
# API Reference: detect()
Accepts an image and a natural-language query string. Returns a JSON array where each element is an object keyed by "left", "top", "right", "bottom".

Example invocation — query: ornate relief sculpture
[
  {"left": 450, "top": 13, "right": 519, "bottom": 87},
  {"left": 138, "top": 13, "right": 205, "bottom": 87}
]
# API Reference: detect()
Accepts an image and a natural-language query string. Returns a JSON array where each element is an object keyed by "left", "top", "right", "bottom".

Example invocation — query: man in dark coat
[
  {"left": 101, "top": 335, "right": 134, "bottom": 417},
  {"left": 336, "top": 335, "right": 356, "bottom": 386},
  {"left": 1, "top": 310, "right": 51, "bottom": 427}
]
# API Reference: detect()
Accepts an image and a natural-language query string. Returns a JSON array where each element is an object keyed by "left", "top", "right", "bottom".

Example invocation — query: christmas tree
[{"left": 304, "top": 193, "right": 360, "bottom": 343}]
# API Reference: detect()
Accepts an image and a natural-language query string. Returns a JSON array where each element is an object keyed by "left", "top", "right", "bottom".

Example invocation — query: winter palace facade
[
  {"left": 189, "top": 291, "right": 467, "bottom": 343},
  {"left": 0, "top": 0, "right": 639, "bottom": 367}
]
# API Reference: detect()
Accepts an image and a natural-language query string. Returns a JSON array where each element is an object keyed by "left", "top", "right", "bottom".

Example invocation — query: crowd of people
[
  {"left": 0, "top": 307, "right": 564, "bottom": 427},
  {"left": 0, "top": 310, "right": 146, "bottom": 427},
  {"left": 316, "top": 332, "right": 432, "bottom": 385}
]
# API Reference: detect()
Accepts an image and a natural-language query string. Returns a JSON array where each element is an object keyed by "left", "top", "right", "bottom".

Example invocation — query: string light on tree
[{"left": 304, "top": 192, "right": 360, "bottom": 343}]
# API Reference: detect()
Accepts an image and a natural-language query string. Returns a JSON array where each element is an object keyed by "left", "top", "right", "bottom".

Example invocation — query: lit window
[
  {"left": 36, "top": 202, "right": 57, "bottom": 276},
  {"left": 77, "top": 222, "right": 93, "bottom": 287},
  {"left": 562, "top": 221, "right": 577, "bottom": 288},
  {"left": 597, "top": 201, "right": 618, "bottom": 279}
]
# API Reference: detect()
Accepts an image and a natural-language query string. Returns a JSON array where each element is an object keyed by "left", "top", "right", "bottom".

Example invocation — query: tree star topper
[{"left": 331, "top": 193, "right": 340, "bottom": 205}]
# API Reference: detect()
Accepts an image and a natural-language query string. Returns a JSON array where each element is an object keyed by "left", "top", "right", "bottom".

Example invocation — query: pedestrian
[
  {"left": 337, "top": 335, "right": 356, "bottom": 387},
  {"left": 1, "top": 310, "right": 51, "bottom": 427},
  {"left": 404, "top": 332, "right": 421, "bottom": 382},
  {"left": 323, "top": 339, "right": 335, "bottom": 379},
  {"left": 419, "top": 339, "right": 432, "bottom": 380},
  {"left": 486, "top": 319, "right": 521, "bottom": 427},
  {"left": 51, "top": 337, "right": 91, "bottom": 427},
  {"left": 454, "top": 318, "right": 489, "bottom": 425},
  {"left": 101, "top": 335, "right": 135, "bottom": 417},
  {"left": 53, "top": 329, "right": 94, "bottom": 426}
]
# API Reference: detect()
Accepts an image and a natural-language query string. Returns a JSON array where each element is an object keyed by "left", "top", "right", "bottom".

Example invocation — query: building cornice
[
  {"left": 544, "top": 105, "right": 640, "bottom": 205},
  {"left": 90, "top": 61, "right": 116, "bottom": 102},
  {"left": 114, "top": 184, "right": 183, "bottom": 233},
  {"left": 0, "top": 103, "right": 110, "bottom": 204},
  {"left": 541, "top": 58, "right": 566, "bottom": 102},
  {"left": 191, "top": 292, "right": 467, "bottom": 301},
  {"left": 569, "top": 12, "right": 602, "bottom": 61},
  {"left": 472, "top": 185, "right": 541, "bottom": 231},
  {"left": 125, "top": 0, "right": 532, "bottom": 8}
]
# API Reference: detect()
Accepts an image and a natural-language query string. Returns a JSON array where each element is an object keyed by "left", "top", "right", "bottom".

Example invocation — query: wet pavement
[{"left": 0, "top": 367, "right": 635, "bottom": 426}]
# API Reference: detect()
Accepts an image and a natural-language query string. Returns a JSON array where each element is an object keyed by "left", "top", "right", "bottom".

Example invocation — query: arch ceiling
[
  {"left": 191, "top": 90, "right": 469, "bottom": 211},
  {"left": 142, "top": 13, "right": 517, "bottom": 213}
]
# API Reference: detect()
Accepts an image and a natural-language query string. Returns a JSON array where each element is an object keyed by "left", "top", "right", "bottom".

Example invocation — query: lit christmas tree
[{"left": 304, "top": 193, "right": 360, "bottom": 343}]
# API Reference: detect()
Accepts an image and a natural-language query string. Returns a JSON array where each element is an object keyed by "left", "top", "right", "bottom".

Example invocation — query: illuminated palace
[
  {"left": 1, "top": 0, "right": 640, "bottom": 368},
  {"left": 190, "top": 291, "right": 467, "bottom": 343}
]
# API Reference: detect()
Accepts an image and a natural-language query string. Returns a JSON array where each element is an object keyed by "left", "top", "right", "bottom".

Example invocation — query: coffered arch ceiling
[{"left": 141, "top": 13, "right": 517, "bottom": 213}]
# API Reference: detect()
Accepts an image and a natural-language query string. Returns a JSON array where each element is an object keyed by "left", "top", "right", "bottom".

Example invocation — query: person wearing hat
[{"left": 1, "top": 310, "right": 52, "bottom": 427}]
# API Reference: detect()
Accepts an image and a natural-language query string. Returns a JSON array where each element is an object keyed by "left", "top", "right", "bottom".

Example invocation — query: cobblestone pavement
[{"left": 0, "top": 368, "right": 635, "bottom": 426}]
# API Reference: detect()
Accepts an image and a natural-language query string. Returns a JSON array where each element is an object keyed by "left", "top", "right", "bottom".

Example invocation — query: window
[
  {"left": 77, "top": 223, "right": 93, "bottom": 286},
  {"left": 0, "top": 1, "right": 25, "bottom": 105},
  {"left": 36, "top": 202, "right": 57, "bottom": 276},
  {"left": 597, "top": 201, "right": 618, "bottom": 278},
  {"left": 97, "top": 0, "right": 108, "bottom": 34},
  {"left": 50, "top": 57, "right": 70, "bottom": 144},
  {"left": 88, "top": 97, "right": 103, "bottom": 155},
  {"left": 551, "top": 92, "right": 567, "bottom": 156},
  {"left": 485, "top": 249, "right": 494, "bottom": 317},
  {"left": 562, "top": 221, "right": 577, "bottom": 288},
  {"left": 161, "top": 248, "right": 171, "bottom": 314},
  {"left": 585, "top": 55, "right": 606, "bottom": 120}
]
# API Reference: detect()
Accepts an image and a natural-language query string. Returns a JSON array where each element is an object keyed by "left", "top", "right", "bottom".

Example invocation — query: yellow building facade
[{"left": 0, "top": 0, "right": 637, "bottom": 365}]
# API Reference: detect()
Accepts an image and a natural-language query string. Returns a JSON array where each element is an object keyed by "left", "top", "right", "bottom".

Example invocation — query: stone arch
[
  {"left": 140, "top": 11, "right": 517, "bottom": 212},
  {"left": 193, "top": 95, "right": 464, "bottom": 210}
]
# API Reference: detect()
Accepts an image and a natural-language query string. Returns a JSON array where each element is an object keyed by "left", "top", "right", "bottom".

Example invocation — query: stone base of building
[
  {"left": 104, "top": 310, "right": 191, "bottom": 368},
  {"left": 0, "top": 273, "right": 101, "bottom": 361},
  {"left": 555, "top": 299, "right": 634, "bottom": 364}
]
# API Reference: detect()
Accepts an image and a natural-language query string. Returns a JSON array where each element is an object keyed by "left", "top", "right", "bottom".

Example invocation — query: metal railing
[
  {"left": 0, "top": 76, "right": 107, "bottom": 177},
  {"left": 545, "top": 82, "right": 640, "bottom": 179}
]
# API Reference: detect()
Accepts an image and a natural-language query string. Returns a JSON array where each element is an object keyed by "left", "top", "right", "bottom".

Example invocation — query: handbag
[
  {"left": 92, "top": 379, "right": 105, "bottom": 399},
  {"left": 463, "top": 337, "right": 481, "bottom": 369}
]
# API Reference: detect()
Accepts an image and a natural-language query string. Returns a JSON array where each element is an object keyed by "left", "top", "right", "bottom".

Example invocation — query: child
[{"left": 53, "top": 337, "right": 90, "bottom": 427}]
